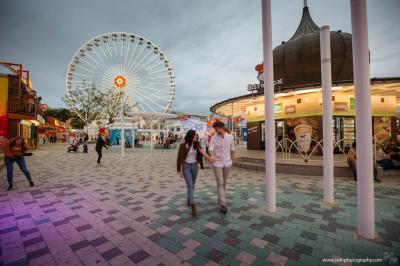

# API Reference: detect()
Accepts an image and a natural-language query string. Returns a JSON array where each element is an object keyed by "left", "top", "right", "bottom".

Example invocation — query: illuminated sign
[
  {"left": 334, "top": 102, "right": 348, "bottom": 111},
  {"left": 37, "top": 115, "right": 45, "bottom": 124},
  {"left": 248, "top": 126, "right": 258, "bottom": 134},
  {"left": 350, "top": 98, "right": 355, "bottom": 110},
  {"left": 247, "top": 78, "right": 283, "bottom": 91},
  {"left": 285, "top": 105, "right": 296, "bottom": 114},
  {"left": 274, "top": 103, "right": 283, "bottom": 113}
]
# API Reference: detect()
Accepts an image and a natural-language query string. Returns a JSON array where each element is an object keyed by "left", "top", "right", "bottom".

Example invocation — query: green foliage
[
  {"left": 69, "top": 113, "right": 85, "bottom": 129},
  {"left": 43, "top": 108, "right": 71, "bottom": 122}
]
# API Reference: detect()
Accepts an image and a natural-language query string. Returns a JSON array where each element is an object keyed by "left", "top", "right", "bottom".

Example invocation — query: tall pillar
[
  {"left": 320, "top": 26, "right": 334, "bottom": 203},
  {"left": 120, "top": 93, "right": 125, "bottom": 157},
  {"left": 351, "top": 0, "right": 375, "bottom": 239},
  {"left": 261, "top": 0, "right": 276, "bottom": 212}
]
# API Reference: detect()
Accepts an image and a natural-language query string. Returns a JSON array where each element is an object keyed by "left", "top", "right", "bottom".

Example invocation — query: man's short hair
[{"left": 212, "top": 121, "right": 225, "bottom": 128}]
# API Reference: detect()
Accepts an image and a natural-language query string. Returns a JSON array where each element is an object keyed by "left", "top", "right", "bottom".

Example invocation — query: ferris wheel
[{"left": 66, "top": 32, "right": 176, "bottom": 116}]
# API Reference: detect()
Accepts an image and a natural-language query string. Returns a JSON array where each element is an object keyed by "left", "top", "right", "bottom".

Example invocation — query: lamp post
[
  {"left": 120, "top": 90, "right": 125, "bottom": 157},
  {"left": 261, "top": 0, "right": 276, "bottom": 212},
  {"left": 350, "top": 0, "right": 375, "bottom": 239},
  {"left": 320, "top": 25, "right": 334, "bottom": 204}
]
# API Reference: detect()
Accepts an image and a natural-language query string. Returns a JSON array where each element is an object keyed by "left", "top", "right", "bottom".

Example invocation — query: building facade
[{"left": 0, "top": 63, "right": 45, "bottom": 148}]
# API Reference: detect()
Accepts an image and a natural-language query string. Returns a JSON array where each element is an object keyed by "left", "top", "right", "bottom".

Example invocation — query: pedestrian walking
[
  {"left": 42, "top": 137, "right": 46, "bottom": 144},
  {"left": 177, "top": 130, "right": 213, "bottom": 217},
  {"left": 95, "top": 134, "right": 109, "bottom": 164},
  {"left": 208, "top": 121, "right": 235, "bottom": 214},
  {"left": 83, "top": 133, "right": 89, "bottom": 153},
  {"left": 2, "top": 136, "right": 34, "bottom": 191}
]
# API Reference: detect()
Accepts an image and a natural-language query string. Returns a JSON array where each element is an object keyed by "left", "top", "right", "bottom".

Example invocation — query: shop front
[
  {"left": 46, "top": 117, "right": 68, "bottom": 143},
  {"left": 224, "top": 86, "right": 399, "bottom": 151}
]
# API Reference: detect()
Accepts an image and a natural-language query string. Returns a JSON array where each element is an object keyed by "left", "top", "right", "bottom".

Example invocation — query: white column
[
  {"left": 351, "top": 0, "right": 375, "bottom": 239},
  {"left": 320, "top": 25, "right": 334, "bottom": 204},
  {"left": 261, "top": 0, "right": 276, "bottom": 212},
  {"left": 120, "top": 94, "right": 125, "bottom": 157}
]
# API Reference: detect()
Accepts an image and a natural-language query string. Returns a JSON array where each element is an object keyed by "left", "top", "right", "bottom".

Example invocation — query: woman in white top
[{"left": 177, "top": 130, "right": 213, "bottom": 216}]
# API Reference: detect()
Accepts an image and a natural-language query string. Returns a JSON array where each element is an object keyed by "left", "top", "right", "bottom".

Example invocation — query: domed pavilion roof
[{"left": 273, "top": 3, "right": 353, "bottom": 90}]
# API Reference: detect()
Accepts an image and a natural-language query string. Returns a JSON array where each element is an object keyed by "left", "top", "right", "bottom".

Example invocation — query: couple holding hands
[{"left": 177, "top": 121, "right": 234, "bottom": 217}]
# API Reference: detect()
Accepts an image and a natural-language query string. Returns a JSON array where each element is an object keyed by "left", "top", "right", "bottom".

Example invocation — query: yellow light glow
[{"left": 114, "top": 75, "right": 126, "bottom": 88}]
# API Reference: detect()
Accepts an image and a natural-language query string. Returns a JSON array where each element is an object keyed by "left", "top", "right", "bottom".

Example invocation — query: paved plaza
[{"left": 0, "top": 144, "right": 399, "bottom": 266}]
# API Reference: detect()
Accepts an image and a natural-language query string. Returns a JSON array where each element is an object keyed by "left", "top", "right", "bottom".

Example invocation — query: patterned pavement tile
[
  {"left": 0, "top": 144, "right": 399, "bottom": 265},
  {"left": 128, "top": 249, "right": 151, "bottom": 264}
]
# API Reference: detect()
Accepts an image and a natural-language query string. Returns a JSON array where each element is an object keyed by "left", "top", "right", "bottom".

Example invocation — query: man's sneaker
[
  {"left": 7, "top": 186, "right": 13, "bottom": 191},
  {"left": 220, "top": 205, "right": 227, "bottom": 214},
  {"left": 29, "top": 181, "right": 35, "bottom": 187}
]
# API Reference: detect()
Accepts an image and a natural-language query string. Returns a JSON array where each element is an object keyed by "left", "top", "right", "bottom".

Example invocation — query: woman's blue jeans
[
  {"left": 183, "top": 162, "right": 198, "bottom": 204},
  {"left": 4, "top": 156, "right": 32, "bottom": 187}
]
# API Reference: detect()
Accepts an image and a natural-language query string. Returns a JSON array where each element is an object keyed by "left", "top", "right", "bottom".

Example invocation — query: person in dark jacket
[
  {"left": 83, "top": 134, "right": 89, "bottom": 153},
  {"left": 95, "top": 134, "right": 109, "bottom": 164},
  {"left": 176, "top": 130, "right": 214, "bottom": 216}
]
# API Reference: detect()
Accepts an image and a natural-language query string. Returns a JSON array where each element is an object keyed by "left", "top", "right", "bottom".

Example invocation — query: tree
[
  {"left": 63, "top": 83, "right": 104, "bottom": 127},
  {"left": 43, "top": 108, "right": 71, "bottom": 122},
  {"left": 99, "top": 88, "right": 135, "bottom": 124},
  {"left": 68, "top": 112, "right": 85, "bottom": 129}
]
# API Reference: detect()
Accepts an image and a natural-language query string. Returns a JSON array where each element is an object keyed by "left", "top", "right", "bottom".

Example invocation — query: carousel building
[{"left": 210, "top": 4, "right": 400, "bottom": 150}]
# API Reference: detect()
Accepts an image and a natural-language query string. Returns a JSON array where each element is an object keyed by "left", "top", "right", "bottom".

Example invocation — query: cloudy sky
[{"left": 1, "top": 0, "right": 399, "bottom": 115}]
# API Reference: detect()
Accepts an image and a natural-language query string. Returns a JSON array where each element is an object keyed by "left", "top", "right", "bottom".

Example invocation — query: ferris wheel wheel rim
[{"left": 65, "top": 31, "right": 176, "bottom": 113}]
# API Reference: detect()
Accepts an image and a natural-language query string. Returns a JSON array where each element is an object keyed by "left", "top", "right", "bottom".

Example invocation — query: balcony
[{"left": 8, "top": 101, "right": 36, "bottom": 116}]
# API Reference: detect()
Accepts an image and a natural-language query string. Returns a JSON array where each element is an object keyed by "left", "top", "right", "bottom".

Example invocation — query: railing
[
  {"left": 8, "top": 102, "right": 36, "bottom": 115},
  {"left": 275, "top": 137, "right": 355, "bottom": 162}
]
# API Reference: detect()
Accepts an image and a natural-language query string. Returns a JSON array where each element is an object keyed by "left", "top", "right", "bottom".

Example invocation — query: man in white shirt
[{"left": 208, "top": 121, "right": 235, "bottom": 214}]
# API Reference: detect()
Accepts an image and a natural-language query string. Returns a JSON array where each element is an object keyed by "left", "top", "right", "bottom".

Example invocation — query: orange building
[{"left": 0, "top": 62, "right": 46, "bottom": 148}]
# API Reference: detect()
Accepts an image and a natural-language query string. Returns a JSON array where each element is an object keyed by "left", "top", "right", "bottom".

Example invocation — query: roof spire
[{"left": 288, "top": 1, "right": 319, "bottom": 40}]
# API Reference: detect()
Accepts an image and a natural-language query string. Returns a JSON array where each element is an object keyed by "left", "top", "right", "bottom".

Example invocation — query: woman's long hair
[
  {"left": 184, "top": 130, "right": 201, "bottom": 149},
  {"left": 9, "top": 136, "right": 26, "bottom": 152}
]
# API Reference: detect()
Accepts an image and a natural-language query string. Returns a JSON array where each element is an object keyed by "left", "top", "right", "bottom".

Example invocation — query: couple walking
[{"left": 177, "top": 121, "right": 234, "bottom": 217}]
